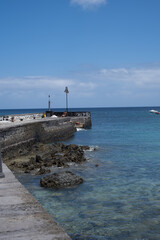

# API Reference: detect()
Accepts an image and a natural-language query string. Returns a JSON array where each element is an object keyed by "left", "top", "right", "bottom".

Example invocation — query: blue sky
[{"left": 0, "top": 0, "right": 160, "bottom": 109}]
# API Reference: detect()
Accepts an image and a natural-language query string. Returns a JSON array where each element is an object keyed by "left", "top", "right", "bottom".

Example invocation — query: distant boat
[{"left": 150, "top": 109, "right": 160, "bottom": 114}]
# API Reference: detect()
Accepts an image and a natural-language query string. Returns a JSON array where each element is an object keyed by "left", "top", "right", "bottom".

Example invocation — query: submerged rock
[{"left": 40, "top": 171, "right": 83, "bottom": 189}]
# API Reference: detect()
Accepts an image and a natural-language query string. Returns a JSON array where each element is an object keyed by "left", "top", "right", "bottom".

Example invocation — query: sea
[{"left": 2, "top": 107, "right": 160, "bottom": 240}]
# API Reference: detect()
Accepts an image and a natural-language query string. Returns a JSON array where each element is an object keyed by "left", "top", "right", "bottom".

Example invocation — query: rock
[
  {"left": 43, "top": 161, "right": 53, "bottom": 167},
  {"left": 36, "top": 155, "right": 43, "bottom": 163},
  {"left": 63, "top": 145, "right": 86, "bottom": 163},
  {"left": 4, "top": 142, "right": 89, "bottom": 173},
  {"left": 40, "top": 171, "right": 83, "bottom": 189},
  {"left": 81, "top": 145, "right": 90, "bottom": 150},
  {"left": 35, "top": 167, "right": 51, "bottom": 175},
  {"left": 28, "top": 164, "right": 35, "bottom": 171}
]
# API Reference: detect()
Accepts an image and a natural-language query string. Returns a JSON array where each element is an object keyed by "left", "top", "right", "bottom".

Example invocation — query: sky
[{"left": 0, "top": 0, "right": 160, "bottom": 109}]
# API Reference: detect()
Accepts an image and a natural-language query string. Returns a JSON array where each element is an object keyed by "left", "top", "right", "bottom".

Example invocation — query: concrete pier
[
  {"left": 0, "top": 114, "right": 91, "bottom": 150},
  {"left": 0, "top": 163, "right": 71, "bottom": 240}
]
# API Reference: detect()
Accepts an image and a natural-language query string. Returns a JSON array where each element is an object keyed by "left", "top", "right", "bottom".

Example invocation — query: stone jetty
[
  {"left": 0, "top": 163, "right": 71, "bottom": 239},
  {"left": 0, "top": 111, "right": 91, "bottom": 155}
]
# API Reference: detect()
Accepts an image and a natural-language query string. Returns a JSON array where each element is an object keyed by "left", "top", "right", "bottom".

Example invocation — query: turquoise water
[{"left": 8, "top": 107, "right": 160, "bottom": 239}]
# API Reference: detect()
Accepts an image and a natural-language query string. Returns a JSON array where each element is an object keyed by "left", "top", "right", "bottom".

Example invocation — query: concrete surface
[
  {"left": 0, "top": 163, "right": 71, "bottom": 240},
  {"left": 0, "top": 117, "right": 76, "bottom": 150}
]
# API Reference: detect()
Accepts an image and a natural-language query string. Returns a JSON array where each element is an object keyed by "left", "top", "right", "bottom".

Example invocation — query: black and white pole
[
  {"left": 64, "top": 87, "right": 69, "bottom": 112},
  {"left": 0, "top": 141, "right": 5, "bottom": 178}
]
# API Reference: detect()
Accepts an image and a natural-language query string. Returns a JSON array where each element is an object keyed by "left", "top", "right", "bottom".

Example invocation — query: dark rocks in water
[
  {"left": 5, "top": 142, "right": 89, "bottom": 174},
  {"left": 40, "top": 171, "right": 83, "bottom": 189},
  {"left": 81, "top": 145, "right": 90, "bottom": 150},
  {"left": 63, "top": 144, "right": 86, "bottom": 163},
  {"left": 35, "top": 167, "right": 51, "bottom": 175}
]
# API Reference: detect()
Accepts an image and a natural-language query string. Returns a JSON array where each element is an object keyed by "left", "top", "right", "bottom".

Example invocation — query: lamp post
[
  {"left": 64, "top": 87, "right": 69, "bottom": 112},
  {"left": 48, "top": 94, "right": 50, "bottom": 111},
  {"left": 0, "top": 140, "right": 5, "bottom": 178}
]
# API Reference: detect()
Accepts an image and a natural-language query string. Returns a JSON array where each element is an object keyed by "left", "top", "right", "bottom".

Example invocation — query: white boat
[{"left": 150, "top": 109, "right": 160, "bottom": 114}]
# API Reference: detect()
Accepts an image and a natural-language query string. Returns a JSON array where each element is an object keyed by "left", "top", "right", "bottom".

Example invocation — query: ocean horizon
[{"left": 5, "top": 106, "right": 160, "bottom": 239}]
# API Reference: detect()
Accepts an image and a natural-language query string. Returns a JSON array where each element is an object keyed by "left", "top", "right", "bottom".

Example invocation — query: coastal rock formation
[
  {"left": 4, "top": 142, "right": 90, "bottom": 174},
  {"left": 40, "top": 171, "right": 83, "bottom": 189}
]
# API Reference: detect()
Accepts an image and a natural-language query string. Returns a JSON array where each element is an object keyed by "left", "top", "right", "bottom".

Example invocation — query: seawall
[{"left": 0, "top": 113, "right": 91, "bottom": 159}]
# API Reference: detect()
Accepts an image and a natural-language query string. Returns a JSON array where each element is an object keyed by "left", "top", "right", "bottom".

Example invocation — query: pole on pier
[
  {"left": 64, "top": 87, "right": 69, "bottom": 112},
  {"left": 48, "top": 95, "right": 51, "bottom": 111},
  {"left": 0, "top": 140, "right": 5, "bottom": 178}
]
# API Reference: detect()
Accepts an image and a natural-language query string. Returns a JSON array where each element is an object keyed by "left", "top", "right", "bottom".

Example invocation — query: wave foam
[
  {"left": 86, "top": 146, "right": 99, "bottom": 151},
  {"left": 77, "top": 128, "right": 86, "bottom": 132}
]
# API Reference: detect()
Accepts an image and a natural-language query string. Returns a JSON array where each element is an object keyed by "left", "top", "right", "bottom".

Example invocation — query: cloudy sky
[{"left": 0, "top": 0, "right": 160, "bottom": 109}]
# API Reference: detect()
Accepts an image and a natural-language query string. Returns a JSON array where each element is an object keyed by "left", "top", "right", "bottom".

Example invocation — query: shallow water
[{"left": 13, "top": 107, "right": 160, "bottom": 239}]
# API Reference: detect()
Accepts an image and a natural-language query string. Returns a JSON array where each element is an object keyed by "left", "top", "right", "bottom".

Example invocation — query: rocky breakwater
[
  {"left": 0, "top": 112, "right": 92, "bottom": 158},
  {"left": 0, "top": 117, "right": 76, "bottom": 159},
  {"left": 4, "top": 142, "right": 90, "bottom": 189}
]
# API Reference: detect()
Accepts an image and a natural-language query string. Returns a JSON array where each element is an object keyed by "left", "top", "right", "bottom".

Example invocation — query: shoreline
[{"left": 0, "top": 111, "right": 92, "bottom": 239}]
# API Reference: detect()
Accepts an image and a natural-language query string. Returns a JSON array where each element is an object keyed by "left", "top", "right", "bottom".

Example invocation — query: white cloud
[
  {"left": 71, "top": 0, "right": 107, "bottom": 9},
  {"left": 0, "top": 76, "right": 75, "bottom": 91},
  {"left": 1, "top": 66, "right": 160, "bottom": 108},
  {"left": 0, "top": 75, "right": 99, "bottom": 108},
  {"left": 97, "top": 67, "right": 160, "bottom": 88},
  {"left": 79, "top": 81, "right": 97, "bottom": 89},
  {"left": 0, "top": 76, "right": 97, "bottom": 97},
  {"left": 71, "top": 66, "right": 160, "bottom": 107}
]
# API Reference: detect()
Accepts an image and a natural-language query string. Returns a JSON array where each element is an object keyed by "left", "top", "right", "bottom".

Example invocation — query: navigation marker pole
[
  {"left": 64, "top": 87, "right": 69, "bottom": 112},
  {"left": 48, "top": 95, "right": 51, "bottom": 111}
]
